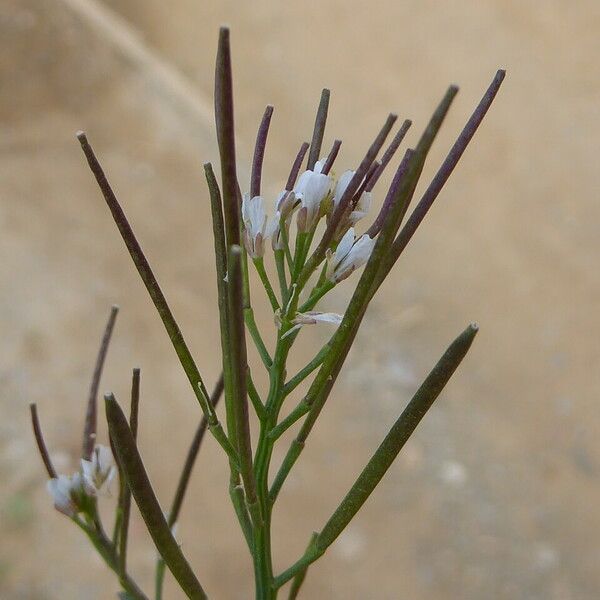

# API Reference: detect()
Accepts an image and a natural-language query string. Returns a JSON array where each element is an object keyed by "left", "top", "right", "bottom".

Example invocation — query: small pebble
[{"left": 440, "top": 460, "right": 468, "bottom": 487}]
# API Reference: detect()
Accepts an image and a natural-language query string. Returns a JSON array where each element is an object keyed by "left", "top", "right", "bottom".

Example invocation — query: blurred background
[{"left": 1, "top": 0, "right": 599, "bottom": 598}]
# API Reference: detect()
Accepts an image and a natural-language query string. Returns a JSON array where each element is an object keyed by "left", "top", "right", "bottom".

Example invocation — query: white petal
[
  {"left": 339, "top": 235, "right": 374, "bottom": 275},
  {"left": 47, "top": 475, "right": 78, "bottom": 517},
  {"left": 308, "top": 311, "right": 343, "bottom": 326},
  {"left": 95, "top": 445, "right": 114, "bottom": 472},
  {"left": 328, "top": 233, "right": 375, "bottom": 283},
  {"left": 336, "top": 228, "right": 356, "bottom": 261},
  {"left": 351, "top": 234, "right": 376, "bottom": 263},
  {"left": 289, "top": 311, "right": 343, "bottom": 334},
  {"left": 80, "top": 459, "right": 95, "bottom": 494},
  {"left": 81, "top": 445, "right": 116, "bottom": 496},
  {"left": 314, "top": 158, "right": 328, "bottom": 174},
  {"left": 355, "top": 191, "right": 372, "bottom": 213},
  {"left": 333, "top": 170, "right": 355, "bottom": 207},
  {"left": 293, "top": 170, "right": 312, "bottom": 196},
  {"left": 265, "top": 212, "right": 279, "bottom": 239},
  {"left": 241, "top": 193, "right": 252, "bottom": 225},
  {"left": 242, "top": 194, "right": 275, "bottom": 257},
  {"left": 246, "top": 195, "right": 266, "bottom": 235},
  {"left": 294, "top": 171, "right": 331, "bottom": 212}
]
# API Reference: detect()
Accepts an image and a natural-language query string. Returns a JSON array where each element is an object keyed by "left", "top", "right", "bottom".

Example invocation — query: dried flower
[
  {"left": 293, "top": 311, "right": 343, "bottom": 327},
  {"left": 281, "top": 310, "right": 344, "bottom": 338}
]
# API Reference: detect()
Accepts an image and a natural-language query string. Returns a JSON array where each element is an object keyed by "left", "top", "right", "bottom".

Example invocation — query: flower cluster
[
  {"left": 241, "top": 157, "right": 379, "bottom": 336},
  {"left": 47, "top": 444, "right": 116, "bottom": 517},
  {"left": 242, "top": 161, "right": 375, "bottom": 267}
]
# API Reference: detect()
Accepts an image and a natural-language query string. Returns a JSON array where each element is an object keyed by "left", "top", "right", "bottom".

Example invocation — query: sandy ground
[{"left": 1, "top": 0, "right": 599, "bottom": 598}]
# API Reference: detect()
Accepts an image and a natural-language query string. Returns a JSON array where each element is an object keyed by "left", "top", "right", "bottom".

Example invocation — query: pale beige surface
[{"left": 1, "top": 0, "right": 599, "bottom": 598}]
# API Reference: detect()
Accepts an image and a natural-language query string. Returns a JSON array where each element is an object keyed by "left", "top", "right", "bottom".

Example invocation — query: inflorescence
[{"left": 30, "top": 26, "right": 505, "bottom": 600}]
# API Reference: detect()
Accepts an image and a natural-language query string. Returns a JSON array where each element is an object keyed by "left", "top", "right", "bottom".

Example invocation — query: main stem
[
  {"left": 249, "top": 225, "right": 310, "bottom": 598},
  {"left": 252, "top": 329, "right": 294, "bottom": 599}
]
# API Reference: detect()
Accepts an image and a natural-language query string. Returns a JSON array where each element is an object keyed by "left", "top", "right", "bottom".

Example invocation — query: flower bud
[
  {"left": 47, "top": 473, "right": 85, "bottom": 518},
  {"left": 242, "top": 194, "right": 277, "bottom": 258},
  {"left": 326, "top": 228, "right": 376, "bottom": 283}
]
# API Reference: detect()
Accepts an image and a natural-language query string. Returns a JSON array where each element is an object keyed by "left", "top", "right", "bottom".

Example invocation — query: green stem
[
  {"left": 245, "top": 307, "right": 273, "bottom": 368},
  {"left": 280, "top": 222, "right": 294, "bottom": 272},
  {"left": 254, "top": 257, "right": 280, "bottom": 312},
  {"left": 230, "top": 483, "right": 254, "bottom": 550},
  {"left": 227, "top": 247, "right": 260, "bottom": 527},
  {"left": 197, "top": 383, "right": 241, "bottom": 470},
  {"left": 251, "top": 317, "right": 298, "bottom": 598},
  {"left": 119, "top": 368, "right": 140, "bottom": 575},
  {"left": 155, "top": 561, "right": 167, "bottom": 600},
  {"left": 292, "top": 232, "right": 307, "bottom": 281},
  {"left": 204, "top": 163, "right": 252, "bottom": 547},
  {"left": 73, "top": 517, "right": 149, "bottom": 600},
  {"left": 248, "top": 369, "right": 267, "bottom": 420},
  {"left": 267, "top": 402, "right": 310, "bottom": 443},
  {"left": 204, "top": 162, "right": 237, "bottom": 440},
  {"left": 269, "top": 439, "right": 304, "bottom": 505},
  {"left": 273, "top": 535, "right": 321, "bottom": 591},
  {"left": 274, "top": 249, "right": 288, "bottom": 303},
  {"left": 275, "top": 325, "right": 478, "bottom": 588},
  {"left": 287, "top": 533, "right": 318, "bottom": 599},
  {"left": 298, "top": 281, "right": 334, "bottom": 313},
  {"left": 283, "top": 344, "right": 329, "bottom": 397}
]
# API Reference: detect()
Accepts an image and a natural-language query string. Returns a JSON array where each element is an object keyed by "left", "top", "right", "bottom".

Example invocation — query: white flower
[
  {"left": 333, "top": 170, "right": 355, "bottom": 207},
  {"left": 326, "top": 228, "right": 376, "bottom": 283},
  {"left": 242, "top": 194, "right": 277, "bottom": 258},
  {"left": 281, "top": 311, "right": 343, "bottom": 338},
  {"left": 348, "top": 190, "right": 372, "bottom": 225},
  {"left": 81, "top": 444, "right": 116, "bottom": 496},
  {"left": 47, "top": 473, "right": 84, "bottom": 518},
  {"left": 332, "top": 170, "right": 372, "bottom": 227},
  {"left": 293, "top": 162, "right": 332, "bottom": 232}
]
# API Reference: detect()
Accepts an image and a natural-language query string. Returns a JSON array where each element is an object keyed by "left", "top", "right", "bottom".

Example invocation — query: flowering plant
[{"left": 30, "top": 27, "right": 504, "bottom": 600}]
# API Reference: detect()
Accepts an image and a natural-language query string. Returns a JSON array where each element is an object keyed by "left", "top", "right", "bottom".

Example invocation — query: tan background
[{"left": 1, "top": 0, "right": 599, "bottom": 598}]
